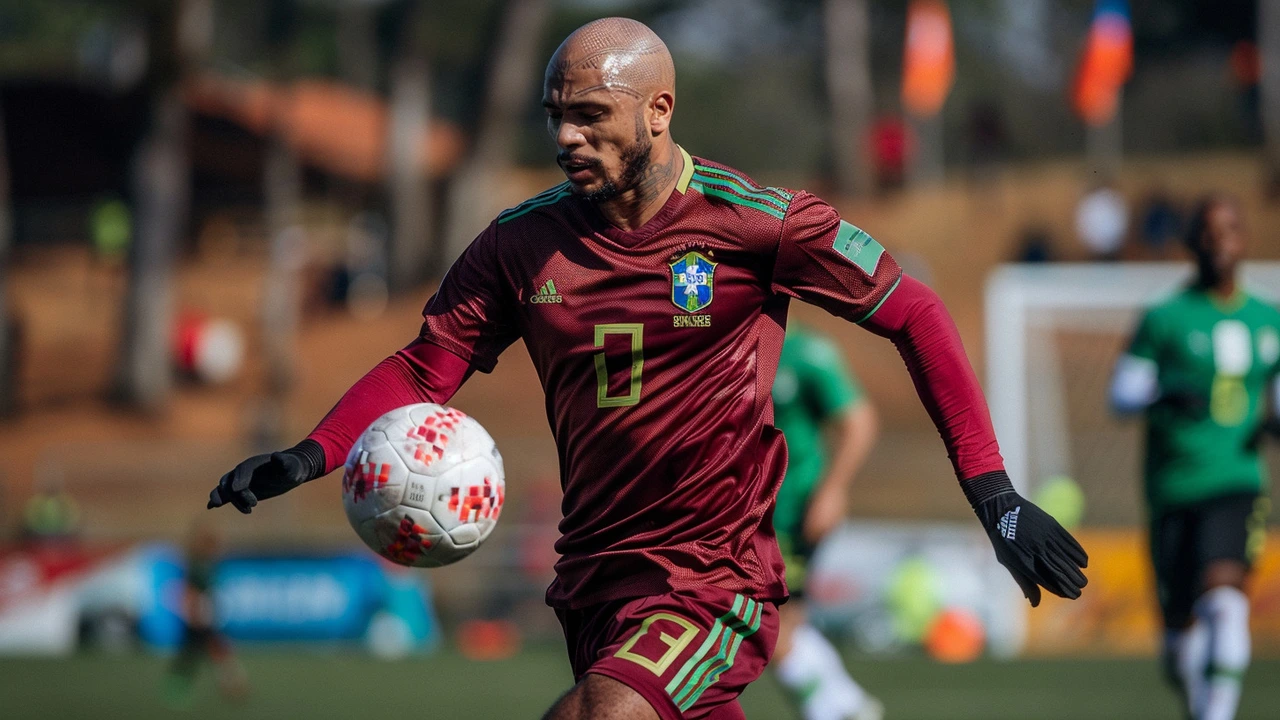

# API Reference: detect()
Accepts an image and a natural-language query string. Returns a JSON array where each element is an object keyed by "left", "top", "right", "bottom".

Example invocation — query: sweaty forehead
[{"left": 544, "top": 20, "right": 673, "bottom": 102}]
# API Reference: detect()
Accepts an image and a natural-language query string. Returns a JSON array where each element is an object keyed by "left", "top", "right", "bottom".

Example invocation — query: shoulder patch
[
  {"left": 688, "top": 162, "right": 792, "bottom": 220},
  {"left": 498, "top": 183, "right": 573, "bottom": 224},
  {"left": 832, "top": 221, "right": 884, "bottom": 275}
]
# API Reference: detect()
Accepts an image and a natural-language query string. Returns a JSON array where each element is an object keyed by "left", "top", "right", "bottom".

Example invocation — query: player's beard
[{"left": 584, "top": 121, "right": 653, "bottom": 204}]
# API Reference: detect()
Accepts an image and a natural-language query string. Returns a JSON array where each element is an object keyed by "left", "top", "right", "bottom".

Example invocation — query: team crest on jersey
[{"left": 670, "top": 251, "right": 716, "bottom": 313}]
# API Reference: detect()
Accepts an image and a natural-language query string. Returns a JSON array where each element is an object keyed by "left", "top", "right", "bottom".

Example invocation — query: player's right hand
[
  {"left": 962, "top": 470, "right": 1089, "bottom": 607},
  {"left": 208, "top": 440, "right": 325, "bottom": 514}
]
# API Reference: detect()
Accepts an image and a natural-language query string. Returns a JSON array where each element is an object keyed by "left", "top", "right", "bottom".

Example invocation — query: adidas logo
[
  {"left": 530, "top": 279, "right": 563, "bottom": 304},
  {"left": 999, "top": 506, "right": 1021, "bottom": 541}
]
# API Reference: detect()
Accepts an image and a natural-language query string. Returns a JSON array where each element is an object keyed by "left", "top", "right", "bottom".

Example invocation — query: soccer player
[
  {"left": 1110, "top": 196, "right": 1280, "bottom": 720},
  {"left": 771, "top": 325, "right": 882, "bottom": 720},
  {"left": 209, "top": 18, "right": 1087, "bottom": 720},
  {"left": 164, "top": 521, "right": 247, "bottom": 705}
]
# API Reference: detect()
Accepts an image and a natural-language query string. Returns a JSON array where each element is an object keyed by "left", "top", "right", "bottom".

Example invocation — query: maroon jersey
[{"left": 419, "top": 148, "right": 901, "bottom": 609}]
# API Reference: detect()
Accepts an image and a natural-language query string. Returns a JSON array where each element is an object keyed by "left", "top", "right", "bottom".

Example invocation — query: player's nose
[{"left": 555, "top": 120, "right": 587, "bottom": 151}]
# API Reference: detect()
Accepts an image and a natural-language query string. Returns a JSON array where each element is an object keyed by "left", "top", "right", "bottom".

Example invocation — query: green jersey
[
  {"left": 771, "top": 327, "right": 865, "bottom": 536},
  {"left": 1128, "top": 288, "right": 1280, "bottom": 511}
]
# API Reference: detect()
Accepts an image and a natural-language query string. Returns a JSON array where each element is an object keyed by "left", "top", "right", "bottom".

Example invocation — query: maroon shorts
[{"left": 556, "top": 587, "right": 779, "bottom": 720}]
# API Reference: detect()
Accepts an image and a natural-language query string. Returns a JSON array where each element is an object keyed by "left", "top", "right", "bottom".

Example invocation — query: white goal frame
[{"left": 984, "top": 262, "right": 1280, "bottom": 496}]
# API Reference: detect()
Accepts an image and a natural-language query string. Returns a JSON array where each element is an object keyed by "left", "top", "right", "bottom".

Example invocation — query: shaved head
[
  {"left": 546, "top": 17, "right": 675, "bottom": 101},
  {"left": 543, "top": 19, "right": 681, "bottom": 225}
]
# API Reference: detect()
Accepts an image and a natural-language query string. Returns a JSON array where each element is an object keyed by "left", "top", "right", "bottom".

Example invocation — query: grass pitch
[{"left": 2, "top": 646, "right": 1277, "bottom": 719}]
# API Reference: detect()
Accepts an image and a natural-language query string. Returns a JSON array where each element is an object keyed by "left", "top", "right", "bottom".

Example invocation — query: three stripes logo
[
  {"left": 530, "top": 279, "right": 563, "bottom": 304},
  {"left": 999, "top": 506, "right": 1021, "bottom": 541}
]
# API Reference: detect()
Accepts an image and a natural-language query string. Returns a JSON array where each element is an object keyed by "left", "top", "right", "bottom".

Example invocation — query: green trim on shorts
[{"left": 668, "top": 595, "right": 763, "bottom": 710}]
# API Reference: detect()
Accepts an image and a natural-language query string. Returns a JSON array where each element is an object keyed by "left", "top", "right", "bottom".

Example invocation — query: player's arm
[
  {"left": 772, "top": 192, "right": 1087, "bottom": 606},
  {"left": 1109, "top": 309, "right": 1204, "bottom": 417},
  {"left": 804, "top": 402, "right": 877, "bottom": 544},
  {"left": 799, "top": 342, "right": 879, "bottom": 544},
  {"left": 209, "top": 223, "right": 516, "bottom": 514},
  {"left": 1109, "top": 308, "right": 1159, "bottom": 416}
]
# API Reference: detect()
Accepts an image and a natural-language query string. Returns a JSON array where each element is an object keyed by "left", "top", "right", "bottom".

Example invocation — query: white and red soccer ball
[{"left": 342, "top": 403, "right": 505, "bottom": 567}]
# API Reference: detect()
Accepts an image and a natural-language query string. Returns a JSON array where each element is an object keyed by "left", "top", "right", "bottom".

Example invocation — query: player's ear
[{"left": 648, "top": 91, "right": 674, "bottom": 135}]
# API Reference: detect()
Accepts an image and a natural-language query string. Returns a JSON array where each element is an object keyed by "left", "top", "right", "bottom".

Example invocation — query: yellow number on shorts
[{"left": 614, "top": 613, "right": 700, "bottom": 676}]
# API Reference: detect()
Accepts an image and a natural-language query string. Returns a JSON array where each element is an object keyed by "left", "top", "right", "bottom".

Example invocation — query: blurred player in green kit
[
  {"left": 1111, "top": 196, "right": 1280, "bottom": 720},
  {"left": 771, "top": 325, "right": 883, "bottom": 720}
]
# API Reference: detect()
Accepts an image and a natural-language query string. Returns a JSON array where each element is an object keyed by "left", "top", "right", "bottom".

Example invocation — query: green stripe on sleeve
[
  {"left": 689, "top": 181, "right": 787, "bottom": 220},
  {"left": 855, "top": 275, "right": 902, "bottom": 325},
  {"left": 690, "top": 172, "right": 788, "bottom": 211},
  {"left": 498, "top": 184, "right": 572, "bottom": 223},
  {"left": 692, "top": 165, "right": 794, "bottom": 202}
]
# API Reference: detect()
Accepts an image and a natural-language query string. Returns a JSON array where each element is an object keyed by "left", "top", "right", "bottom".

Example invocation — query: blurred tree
[
  {"left": 260, "top": 0, "right": 304, "bottom": 438},
  {"left": 113, "top": 0, "right": 206, "bottom": 411},
  {"left": 823, "top": 0, "right": 874, "bottom": 197},
  {"left": 337, "top": 1, "right": 378, "bottom": 90},
  {"left": 443, "top": 0, "right": 551, "bottom": 265},
  {"left": 1261, "top": 0, "right": 1280, "bottom": 192},
  {"left": 384, "top": 0, "right": 432, "bottom": 292},
  {"left": 0, "top": 101, "right": 12, "bottom": 417}
]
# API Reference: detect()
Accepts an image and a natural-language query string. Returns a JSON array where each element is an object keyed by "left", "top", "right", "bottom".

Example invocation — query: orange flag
[
  {"left": 1071, "top": 0, "right": 1133, "bottom": 127},
  {"left": 902, "top": 0, "right": 955, "bottom": 118}
]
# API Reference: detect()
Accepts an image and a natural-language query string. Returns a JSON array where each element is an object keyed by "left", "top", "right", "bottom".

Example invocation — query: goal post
[{"left": 984, "top": 261, "right": 1280, "bottom": 508}]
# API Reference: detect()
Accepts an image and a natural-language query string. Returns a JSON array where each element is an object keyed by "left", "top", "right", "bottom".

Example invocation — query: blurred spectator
[
  {"left": 89, "top": 197, "right": 131, "bottom": 266},
  {"left": 1229, "top": 40, "right": 1261, "bottom": 143},
  {"left": 325, "top": 212, "right": 389, "bottom": 320},
  {"left": 867, "top": 115, "right": 913, "bottom": 193},
  {"left": 1014, "top": 226, "right": 1056, "bottom": 264},
  {"left": 21, "top": 474, "right": 80, "bottom": 543},
  {"left": 1075, "top": 183, "right": 1129, "bottom": 260},
  {"left": 1137, "top": 189, "right": 1184, "bottom": 257},
  {"left": 966, "top": 100, "right": 1007, "bottom": 180}
]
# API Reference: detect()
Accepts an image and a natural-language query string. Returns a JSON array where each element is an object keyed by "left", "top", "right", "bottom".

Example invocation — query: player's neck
[
  {"left": 1199, "top": 275, "right": 1239, "bottom": 303},
  {"left": 595, "top": 140, "right": 682, "bottom": 231}
]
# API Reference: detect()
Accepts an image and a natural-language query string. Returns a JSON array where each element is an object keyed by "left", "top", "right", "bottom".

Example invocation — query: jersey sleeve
[
  {"left": 797, "top": 334, "right": 864, "bottom": 420},
  {"left": 418, "top": 222, "right": 520, "bottom": 373},
  {"left": 771, "top": 191, "right": 903, "bottom": 324},
  {"left": 1126, "top": 308, "right": 1163, "bottom": 363}
]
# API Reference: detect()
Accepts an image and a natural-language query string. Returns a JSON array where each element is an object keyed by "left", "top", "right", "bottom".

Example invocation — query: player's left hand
[
  {"left": 207, "top": 440, "right": 325, "bottom": 514},
  {"left": 963, "top": 470, "right": 1088, "bottom": 607},
  {"left": 802, "top": 483, "right": 847, "bottom": 545}
]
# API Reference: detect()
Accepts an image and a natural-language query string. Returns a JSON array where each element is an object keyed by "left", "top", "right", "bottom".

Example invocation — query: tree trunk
[
  {"left": 111, "top": 0, "right": 209, "bottom": 411},
  {"left": 823, "top": 0, "right": 874, "bottom": 198},
  {"left": 0, "top": 101, "right": 13, "bottom": 416},
  {"left": 262, "top": 132, "right": 303, "bottom": 397},
  {"left": 113, "top": 87, "right": 187, "bottom": 410},
  {"left": 385, "top": 56, "right": 432, "bottom": 292},
  {"left": 443, "top": 0, "right": 551, "bottom": 264},
  {"left": 1261, "top": 0, "right": 1280, "bottom": 191},
  {"left": 337, "top": 2, "right": 378, "bottom": 90}
]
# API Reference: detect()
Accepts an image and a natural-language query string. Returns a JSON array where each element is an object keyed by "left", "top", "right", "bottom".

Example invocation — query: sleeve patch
[{"left": 833, "top": 221, "right": 884, "bottom": 276}]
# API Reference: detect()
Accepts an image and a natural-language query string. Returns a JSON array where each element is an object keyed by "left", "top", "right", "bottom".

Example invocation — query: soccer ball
[{"left": 341, "top": 403, "right": 505, "bottom": 567}]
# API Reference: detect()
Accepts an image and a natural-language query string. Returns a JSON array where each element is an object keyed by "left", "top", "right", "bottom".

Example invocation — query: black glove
[
  {"left": 963, "top": 471, "right": 1089, "bottom": 607},
  {"left": 208, "top": 440, "right": 326, "bottom": 514}
]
